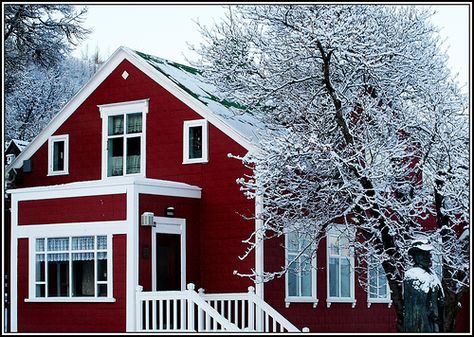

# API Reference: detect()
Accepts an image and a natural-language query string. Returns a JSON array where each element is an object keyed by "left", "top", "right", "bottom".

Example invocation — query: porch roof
[{"left": 7, "top": 177, "right": 202, "bottom": 200}]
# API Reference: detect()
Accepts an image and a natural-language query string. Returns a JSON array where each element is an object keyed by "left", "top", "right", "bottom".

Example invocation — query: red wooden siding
[
  {"left": 17, "top": 234, "right": 127, "bottom": 332},
  {"left": 18, "top": 194, "right": 126, "bottom": 225}
]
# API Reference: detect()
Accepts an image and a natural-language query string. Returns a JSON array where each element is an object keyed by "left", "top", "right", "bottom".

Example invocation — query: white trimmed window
[
  {"left": 99, "top": 99, "right": 149, "bottom": 178},
  {"left": 48, "top": 135, "right": 69, "bottom": 175},
  {"left": 367, "top": 259, "right": 391, "bottom": 307},
  {"left": 183, "top": 119, "right": 208, "bottom": 164},
  {"left": 326, "top": 225, "right": 356, "bottom": 307},
  {"left": 285, "top": 231, "right": 318, "bottom": 307},
  {"left": 34, "top": 235, "right": 111, "bottom": 299}
]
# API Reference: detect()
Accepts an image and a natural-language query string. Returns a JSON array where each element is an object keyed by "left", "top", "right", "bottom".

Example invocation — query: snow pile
[{"left": 404, "top": 267, "right": 442, "bottom": 294}]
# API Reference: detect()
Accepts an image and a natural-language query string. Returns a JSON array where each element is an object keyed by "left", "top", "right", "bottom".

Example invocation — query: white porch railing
[
  {"left": 136, "top": 284, "right": 240, "bottom": 332},
  {"left": 135, "top": 283, "right": 301, "bottom": 332},
  {"left": 198, "top": 286, "right": 300, "bottom": 332}
]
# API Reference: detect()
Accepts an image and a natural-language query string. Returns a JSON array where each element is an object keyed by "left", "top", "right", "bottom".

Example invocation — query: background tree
[
  {"left": 192, "top": 5, "right": 469, "bottom": 332},
  {"left": 4, "top": 4, "right": 92, "bottom": 143}
]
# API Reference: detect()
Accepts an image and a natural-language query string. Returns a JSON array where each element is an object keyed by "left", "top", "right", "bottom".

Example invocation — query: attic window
[
  {"left": 183, "top": 120, "right": 208, "bottom": 164},
  {"left": 121, "top": 71, "right": 129, "bottom": 80},
  {"left": 48, "top": 135, "right": 69, "bottom": 176},
  {"left": 98, "top": 99, "right": 149, "bottom": 179}
]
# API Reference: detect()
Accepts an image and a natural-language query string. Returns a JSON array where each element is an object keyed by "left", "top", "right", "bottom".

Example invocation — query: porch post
[{"left": 126, "top": 183, "right": 139, "bottom": 331}]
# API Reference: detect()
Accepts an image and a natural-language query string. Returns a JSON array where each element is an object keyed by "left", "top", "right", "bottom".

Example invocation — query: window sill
[
  {"left": 25, "top": 297, "right": 116, "bottom": 303},
  {"left": 47, "top": 171, "right": 69, "bottom": 176},
  {"left": 182, "top": 159, "right": 208, "bottom": 165},
  {"left": 326, "top": 298, "right": 357, "bottom": 308},
  {"left": 367, "top": 299, "right": 392, "bottom": 308},
  {"left": 285, "top": 297, "right": 319, "bottom": 308}
]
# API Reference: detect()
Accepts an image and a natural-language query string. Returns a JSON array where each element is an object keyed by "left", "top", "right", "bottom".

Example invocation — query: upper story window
[
  {"left": 285, "top": 231, "right": 318, "bottom": 307},
  {"left": 183, "top": 119, "right": 208, "bottom": 164},
  {"left": 34, "top": 235, "right": 111, "bottom": 299},
  {"left": 99, "top": 99, "right": 149, "bottom": 179},
  {"left": 326, "top": 225, "right": 356, "bottom": 307},
  {"left": 48, "top": 135, "right": 69, "bottom": 176}
]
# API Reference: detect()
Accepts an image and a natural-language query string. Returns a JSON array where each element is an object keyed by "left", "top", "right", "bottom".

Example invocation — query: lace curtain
[
  {"left": 38, "top": 236, "right": 107, "bottom": 262},
  {"left": 127, "top": 113, "right": 142, "bottom": 133},
  {"left": 126, "top": 155, "right": 140, "bottom": 174}
]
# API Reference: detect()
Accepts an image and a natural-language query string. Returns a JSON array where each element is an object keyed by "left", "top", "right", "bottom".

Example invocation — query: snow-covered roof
[
  {"left": 5, "top": 139, "right": 30, "bottom": 152},
  {"left": 131, "top": 49, "right": 263, "bottom": 146}
]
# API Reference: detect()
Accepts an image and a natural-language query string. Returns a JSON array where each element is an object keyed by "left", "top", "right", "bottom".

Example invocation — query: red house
[{"left": 4, "top": 47, "right": 469, "bottom": 333}]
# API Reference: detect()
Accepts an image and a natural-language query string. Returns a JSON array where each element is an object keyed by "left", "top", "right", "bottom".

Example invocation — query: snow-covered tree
[
  {"left": 5, "top": 57, "right": 94, "bottom": 142},
  {"left": 4, "top": 4, "right": 93, "bottom": 143},
  {"left": 192, "top": 5, "right": 469, "bottom": 332},
  {"left": 4, "top": 4, "right": 90, "bottom": 92}
]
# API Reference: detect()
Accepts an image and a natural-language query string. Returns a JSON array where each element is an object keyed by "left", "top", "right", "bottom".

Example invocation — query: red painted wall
[
  {"left": 17, "top": 235, "right": 127, "bottom": 332},
  {"left": 18, "top": 194, "right": 126, "bottom": 225}
]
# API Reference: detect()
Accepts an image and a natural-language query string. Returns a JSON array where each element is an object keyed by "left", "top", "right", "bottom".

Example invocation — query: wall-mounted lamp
[
  {"left": 141, "top": 212, "right": 154, "bottom": 226},
  {"left": 165, "top": 207, "right": 175, "bottom": 217}
]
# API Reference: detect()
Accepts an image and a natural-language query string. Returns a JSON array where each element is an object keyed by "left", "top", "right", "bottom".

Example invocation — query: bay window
[{"left": 34, "top": 235, "right": 111, "bottom": 299}]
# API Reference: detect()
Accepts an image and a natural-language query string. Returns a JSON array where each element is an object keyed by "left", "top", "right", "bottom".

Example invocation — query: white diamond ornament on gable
[{"left": 122, "top": 71, "right": 129, "bottom": 79}]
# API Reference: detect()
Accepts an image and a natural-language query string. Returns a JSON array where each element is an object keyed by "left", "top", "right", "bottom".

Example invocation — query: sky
[{"left": 72, "top": 4, "right": 470, "bottom": 90}]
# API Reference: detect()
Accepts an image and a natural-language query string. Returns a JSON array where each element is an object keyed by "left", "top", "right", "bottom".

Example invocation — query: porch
[{"left": 135, "top": 283, "right": 302, "bottom": 332}]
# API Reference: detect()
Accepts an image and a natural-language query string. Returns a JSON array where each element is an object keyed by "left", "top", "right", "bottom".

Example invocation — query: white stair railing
[
  {"left": 198, "top": 286, "right": 300, "bottom": 332},
  {"left": 136, "top": 284, "right": 240, "bottom": 332}
]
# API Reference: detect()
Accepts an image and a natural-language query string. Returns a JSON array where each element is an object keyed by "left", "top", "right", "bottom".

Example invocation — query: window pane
[
  {"left": 378, "top": 270, "right": 387, "bottom": 298},
  {"left": 108, "top": 115, "right": 124, "bottom": 135},
  {"left": 97, "top": 236, "right": 107, "bottom": 250},
  {"left": 126, "top": 113, "right": 142, "bottom": 134},
  {"left": 36, "top": 254, "right": 45, "bottom": 282},
  {"left": 36, "top": 284, "right": 45, "bottom": 297},
  {"left": 329, "top": 257, "right": 339, "bottom": 297},
  {"left": 329, "top": 235, "right": 339, "bottom": 255},
  {"left": 189, "top": 126, "right": 202, "bottom": 159},
  {"left": 48, "top": 237, "right": 69, "bottom": 251},
  {"left": 301, "top": 270, "right": 312, "bottom": 297},
  {"left": 369, "top": 268, "right": 377, "bottom": 298},
  {"left": 72, "top": 236, "right": 94, "bottom": 250},
  {"left": 340, "top": 236, "right": 350, "bottom": 256},
  {"left": 47, "top": 257, "right": 69, "bottom": 297},
  {"left": 97, "top": 254, "right": 108, "bottom": 282},
  {"left": 36, "top": 238, "right": 45, "bottom": 252},
  {"left": 98, "top": 284, "right": 107, "bottom": 297},
  {"left": 53, "top": 141, "right": 65, "bottom": 171},
  {"left": 341, "top": 258, "right": 351, "bottom": 297},
  {"left": 287, "top": 232, "right": 298, "bottom": 252},
  {"left": 126, "top": 137, "right": 141, "bottom": 174},
  {"left": 288, "top": 264, "right": 299, "bottom": 297},
  {"left": 72, "top": 255, "right": 95, "bottom": 297},
  {"left": 108, "top": 138, "right": 123, "bottom": 176}
]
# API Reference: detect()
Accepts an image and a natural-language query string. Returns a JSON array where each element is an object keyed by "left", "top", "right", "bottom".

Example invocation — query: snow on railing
[
  {"left": 198, "top": 286, "right": 300, "bottom": 332},
  {"left": 135, "top": 284, "right": 240, "bottom": 332}
]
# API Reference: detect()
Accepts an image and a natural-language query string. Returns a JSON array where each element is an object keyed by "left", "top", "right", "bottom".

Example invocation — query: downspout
[{"left": 255, "top": 194, "right": 264, "bottom": 299}]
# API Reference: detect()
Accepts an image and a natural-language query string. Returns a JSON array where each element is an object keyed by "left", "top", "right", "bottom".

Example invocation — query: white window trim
[
  {"left": 183, "top": 119, "right": 208, "bottom": 164},
  {"left": 326, "top": 225, "right": 356, "bottom": 308},
  {"left": 27, "top": 234, "right": 114, "bottom": 302},
  {"left": 284, "top": 232, "right": 318, "bottom": 308},
  {"left": 151, "top": 217, "right": 186, "bottom": 291},
  {"left": 98, "top": 98, "right": 149, "bottom": 180},
  {"left": 366, "top": 262, "right": 392, "bottom": 308},
  {"left": 47, "top": 134, "right": 69, "bottom": 176}
]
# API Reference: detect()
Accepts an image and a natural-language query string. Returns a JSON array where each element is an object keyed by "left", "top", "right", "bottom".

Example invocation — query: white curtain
[
  {"left": 127, "top": 113, "right": 142, "bottom": 133},
  {"left": 126, "top": 155, "right": 140, "bottom": 173},
  {"left": 112, "top": 156, "right": 123, "bottom": 175}
]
